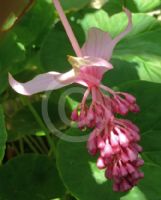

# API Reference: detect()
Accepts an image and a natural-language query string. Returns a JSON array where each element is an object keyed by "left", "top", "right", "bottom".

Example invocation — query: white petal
[
  {"left": 9, "top": 69, "right": 75, "bottom": 96},
  {"left": 81, "top": 27, "right": 113, "bottom": 60}
]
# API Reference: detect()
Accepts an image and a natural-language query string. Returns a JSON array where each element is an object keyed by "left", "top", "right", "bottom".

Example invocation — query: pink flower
[
  {"left": 8, "top": 5, "right": 131, "bottom": 95},
  {"left": 8, "top": 0, "right": 144, "bottom": 192}
]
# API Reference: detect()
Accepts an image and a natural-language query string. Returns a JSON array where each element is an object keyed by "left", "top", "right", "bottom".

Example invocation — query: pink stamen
[
  {"left": 82, "top": 88, "right": 90, "bottom": 107},
  {"left": 53, "top": 0, "right": 82, "bottom": 57},
  {"left": 100, "top": 84, "right": 115, "bottom": 95}
]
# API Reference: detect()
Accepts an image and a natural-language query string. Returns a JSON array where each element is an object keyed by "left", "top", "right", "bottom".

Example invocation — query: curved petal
[
  {"left": 111, "top": 8, "right": 132, "bottom": 47},
  {"left": 9, "top": 69, "right": 75, "bottom": 96},
  {"left": 81, "top": 27, "right": 113, "bottom": 60},
  {"left": 81, "top": 8, "right": 132, "bottom": 61}
]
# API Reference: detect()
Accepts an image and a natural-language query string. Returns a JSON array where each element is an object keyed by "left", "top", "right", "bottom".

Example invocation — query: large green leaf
[
  {"left": 81, "top": 10, "right": 160, "bottom": 37},
  {"left": 40, "top": 21, "right": 85, "bottom": 72},
  {"left": 138, "top": 130, "right": 161, "bottom": 200},
  {"left": 13, "top": 0, "right": 55, "bottom": 46},
  {"left": 126, "top": 0, "right": 161, "bottom": 12},
  {"left": 118, "top": 81, "right": 161, "bottom": 133},
  {"left": 80, "top": 10, "right": 161, "bottom": 84},
  {"left": 57, "top": 81, "right": 161, "bottom": 200},
  {"left": 0, "top": 154, "right": 65, "bottom": 199},
  {"left": 0, "top": 105, "right": 7, "bottom": 163},
  {"left": 103, "top": 0, "right": 161, "bottom": 14},
  {"left": 0, "top": 31, "right": 26, "bottom": 93}
]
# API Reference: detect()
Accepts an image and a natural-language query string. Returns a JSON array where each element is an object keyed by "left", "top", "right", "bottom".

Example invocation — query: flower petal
[
  {"left": 112, "top": 8, "right": 132, "bottom": 47},
  {"left": 81, "top": 27, "right": 113, "bottom": 60},
  {"left": 68, "top": 56, "right": 113, "bottom": 87},
  {"left": 9, "top": 70, "right": 75, "bottom": 96},
  {"left": 81, "top": 8, "right": 132, "bottom": 61}
]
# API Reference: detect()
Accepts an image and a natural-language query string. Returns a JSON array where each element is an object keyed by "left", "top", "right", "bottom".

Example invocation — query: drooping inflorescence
[
  {"left": 8, "top": 0, "right": 144, "bottom": 192},
  {"left": 71, "top": 79, "right": 144, "bottom": 192}
]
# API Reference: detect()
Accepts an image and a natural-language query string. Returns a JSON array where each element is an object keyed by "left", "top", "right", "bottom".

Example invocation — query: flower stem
[
  {"left": 23, "top": 136, "right": 39, "bottom": 154},
  {"left": 53, "top": 0, "right": 82, "bottom": 57},
  {"left": 100, "top": 84, "right": 115, "bottom": 95},
  {"left": 20, "top": 96, "right": 56, "bottom": 157}
]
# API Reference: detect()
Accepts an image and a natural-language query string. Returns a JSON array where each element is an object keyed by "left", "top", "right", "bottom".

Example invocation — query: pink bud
[
  {"left": 101, "top": 141, "right": 113, "bottom": 158},
  {"left": 132, "top": 143, "right": 142, "bottom": 152},
  {"left": 110, "top": 131, "right": 119, "bottom": 147},
  {"left": 120, "top": 165, "right": 128, "bottom": 176},
  {"left": 71, "top": 109, "right": 78, "bottom": 121},
  {"left": 97, "top": 157, "right": 106, "bottom": 169},
  {"left": 114, "top": 98, "right": 129, "bottom": 115},
  {"left": 139, "top": 172, "right": 144, "bottom": 178},
  {"left": 105, "top": 168, "right": 112, "bottom": 179},
  {"left": 121, "top": 179, "right": 131, "bottom": 191},
  {"left": 130, "top": 104, "right": 140, "bottom": 113},
  {"left": 135, "top": 158, "right": 144, "bottom": 167},
  {"left": 121, "top": 92, "right": 136, "bottom": 104},
  {"left": 131, "top": 171, "right": 140, "bottom": 179},
  {"left": 113, "top": 183, "right": 120, "bottom": 192},
  {"left": 121, "top": 150, "right": 129, "bottom": 163},
  {"left": 97, "top": 135, "right": 105, "bottom": 149},
  {"left": 87, "top": 130, "right": 97, "bottom": 155},
  {"left": 127, "top": 148, "right": 137, "bottom": 162},
  {"left": 112, "top": 165, "right": 120, "bottom": 177},
  {"left": 117, "top": 131, "right": 129, "bottom": 147},
  {"left": 126, "top": 163, "right": 136, "bottom": 174},
  {"left": 87, "top": 108, "right": 94, "bottom": 122}
]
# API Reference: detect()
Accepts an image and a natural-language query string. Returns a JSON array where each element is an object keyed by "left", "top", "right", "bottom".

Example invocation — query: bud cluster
[{"left": 71, "top": 86, "right": 144, "bottom": 192}]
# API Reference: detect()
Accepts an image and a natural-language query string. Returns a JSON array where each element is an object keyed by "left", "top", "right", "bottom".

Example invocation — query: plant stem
[
  {"left": 20, "top": 96, "right": 56, "bottom": 156},
  {"left": 23, "top": 136, "right": 39, "bottom": 153},
  {"left": 37, "top": 136, "right": 49, "bottom": 153},
  {"left": 28, "top": 135, "right": 45, "bottom": 154},
  {"left": 53, "top": 0, "right": 82, "bottom": 57},
  {"left": 19, "top": 138, "right": 24, "bottom": 154}
]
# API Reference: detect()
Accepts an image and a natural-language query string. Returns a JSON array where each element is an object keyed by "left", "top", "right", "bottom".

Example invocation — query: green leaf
[
  {"left": 0, "top": 32, "right": 26, "bottom": 93},
  {"left": 13, "top": 0, "right": 55, "bottom": 46},
  {"left": 118, "top": 81, "right": 161, "bottom": 133},
  {"left": 141, "top": 131, "right": 161, "bottom": 154},
  {"left": 102, "top": 59, "right": 140, "bottom": 87},
  {"left": 40, "top": 21, "right": 85, "bottom": 72},
  {"left": 60, "top": 0, "right": 91, "bottom": 11},
  {"left": 81, "top": 10, "right": 160, "bottom": 37},
  {"left": 0, "top": 154, "right": 65, "bottom": 199},
  {"left": 137, "top": 130, "right": 161, "bottom": 200},
  {"left": 126, "top": 0, "right": 161, "bottom": 12},
  {"left": 103, "top": 0, "right": 161, "bottom": 14},
  {"left": 80, "top": 10, "right": 161, "bottom": 84},
  {"left": 0, "top": 105, "right": 7, "bottom": 163},
  {"left": 7, "top": 105, "right": 43, "bottom": 141},
  {"left": 7, "top": 96, "right": 66, "bottom": 141}
]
